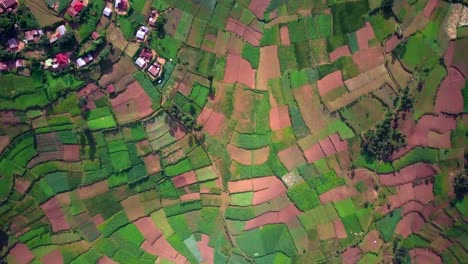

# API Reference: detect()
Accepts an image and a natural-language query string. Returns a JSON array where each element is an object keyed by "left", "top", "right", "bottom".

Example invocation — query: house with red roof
[
  {"left": 67, "top": 0, "right": 85, "bottom": 17},
  {"left": 115, "top": 0, "right": 128, "bottom": 13},
  {"left": 0, "top": 0, "right": 18, "bottom": 11},
  {"left": 0, "top": 62, "right": 8, "bottom": 71}
]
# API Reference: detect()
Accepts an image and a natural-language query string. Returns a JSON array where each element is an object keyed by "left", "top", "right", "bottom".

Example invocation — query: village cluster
[{"left": 0, "top": 0, "right": 164, "bottom": 80}]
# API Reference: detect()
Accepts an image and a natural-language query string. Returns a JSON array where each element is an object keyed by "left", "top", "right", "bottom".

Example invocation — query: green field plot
[
  {"left": 110, "top": 151, "right": 131, "bottom": 172},
  {"left": 289, "top": 105, "right": 309, "bottom": 139},
  {"left": 293, "top": 41, "right": 311, "bottom": 70},
  {"left": 133, "top": 71, "right": 162, "bottom": 110},
  {"left": 288, "top": 20, "right": 307, "bottom": 43},
  {"left": 196, "top": 51, "right": 216, "bottom": 76},
  {"left": 316, "top": 14, "right": 332, "bottom": 38},
  {"left": 165, "top": 158, "right": 193, "bottom": 177},
  {"left": 299, "top": 203, "right": 339, "bottom": 229},
  {"left": 174, "top": 92, "right": 202, "bottom": 117},
  {"left": 287, "top": 182, "right": 320, "bottom": 211},
  {"left": 174, "top": 11, "right": 194, "bottom": 41},
  {"left": 195, "top": 166, "right": 217, "bottom": 182},
  {"left": 242, "top": 43, "right": 260, "bottom": 69},
  {"left": 235, "top": 224, "right": 297, "bottom": 257},
  {"left": 210, "top": 3, "right": 230, "bottom": 29},
  {"left": 331, "top": 0, "right": 369, "bottom": 34},
  {"left": 376, "top": 208, "right": 402, "bottom": 242},
  {"left": 340, "top": 95, "right": 387, "bottom": 133},
  {"left": 187, "top": 18, "right": 207, "bottom": 47},
  {"left": 98, "top": 211, "right": 129, "bottom": 237},
  {"left": 413, "top": 64, "right": 447, "bottom": 119},
  {"left": 149, "top": 34, "right": 182, "bottom": 59},
  {"left": 188, "top": 82, "right": 210, "bottom": 108},
  {"left": 261, "top": 25, "right": 280, "bottom": 46},
  {"left": 231, "top": 132, "right": 270, "bottom": 150},
  {"left": 307, "top": 170, "right": 345, "bottom": 195},
  {"left": 396, "top": 32, "right": 438, "bottom": 71},
  {"left": 188, "top": 147, "right": 211, "bottom": 169},
  {"left": 77, "top": 0, "right": 105, "bottom": 41},
  {"left": 392, "top": 147, "right": 439, "bottom": 170},
  {"left": 334, "top": 198, "right": 356, "bottom": 218},
  {"left": 278, "top": 45, "right": 298, "bottom": 73},
  {"left": 230, "top": 192, "right": 253, "bottom": 206},
  {"left": 368, "top": 12, "right": 396, "bottom": 42}
]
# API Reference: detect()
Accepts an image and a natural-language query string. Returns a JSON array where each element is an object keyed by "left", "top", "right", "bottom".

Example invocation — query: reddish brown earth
[
  {"left": 360, "top": 230, "right": 383, "bottom": 253},
  {"left": 333, "top": 219, "right": 348, "bottom": 239},
  {"left": 409, "top": 248, "right": 442, "bottom": 264},
  {"left": 197, "top": 234, "right": 214, "bottom": 264},
  {"left": 143, "top": 153, "right": 161, "bottom": 175},
  {"left": 110, "top": 81, "right": 154, "bottom": 123},
  {"left": 97, "top": 256, "right": 118, "bottom": 264},
  {"left": 402, "top": 201, "right": 426, "bottom": 216},
  {"left": 379, "top": 163, "right": 438, "bottom": 186},
  {"left": 0, "top": 135, "right": 10, "bottom": 153},
  {"left": 444, "top": 41, "right": 455, "bottom": 66},
  {"left": 317, "top": 70, "right": 344, "bottom": 96},
  {"left": 228, "top": 178, "right": 254, "bottom": 193},
  {"left": 77, "top": 83, "right": 106, "bottom": 110},
  {"left": 303, "top": 143, "right": 325, "bottom": 163},
  {"left": 10, "top": 243, "right": 35, "bottom": 264},
  {"left": 252, "top": 176, "right": 287, "bottom": 205},
  {"left": 341, "top": 247, "right": 361, "bottom": 264},
  {"left": 433, "top": 211, "right": 453, "bottom": 228},
  {"left": 320, "top": 186, "right": 358, "bottom": 204},
  {"left": 223, "top": 53, "right": 256, "bottom": 88},
  {"left": 422, "top": 201, "right": 449, "bottom": 220},
  {"left": 172, "top": 171, "right": 198, "bottom": 188},
  {"left": 42, "top": 249, "right": 64, "bottom": 264},
  {"left": 352, "top": 46, "right": 385, "bottom": 73},
  {"left": 135, "top": 217, "right": 163, "bottom": 244},
  {"left": 244, "top": 204, "right": 300, "bottom": 230},
  {"left": 319, "top": 136, "right": 336, "bottom": 156},
  {"left": 227, "top": 144, "right": 270, "bottom": 165},
  {"left": 15, "top": 178, "right": 31, "bottom": 195},
  {"left": 378, "top": 182, "right": 434, "bottom": 215},
  {"left": 329, "top": 45, "right": 351, "bottom": 62},
  {"left": 63, "top": 144, "right": 80, "bottom": 161},
  {"left": 434, "top": 67, "right": 465, "bottom": 114},
  {"left": 280, "top": 26, "right": 291, "bottom": 46},
  {"left": 226, "top": 18, "right": 262, "bottom": 46},
  {"left": 304, "top": 133, "right": 348, "bottom": 163},
  {"left": 329, "top": 133, "right": 348, "bottom": 152},
  {"left": 121, "top": 195, "right": 145, "bottom": 221},
  {"left": 78, "top": 180, "right": 108, "bottom": 199},
  {"left": 27, "top": 151, "right": 61, "bottom": 168},
  {"left": 395, "top": 212, "right": 425, "bottom": 238},
  {"left": 278, "top": 144, "right": 307, "bottom": 171},
  {"left": 41, "top": 197, "right": 71, "bottom": 232},
  {"left": 385, "top": 34, "right": 402, "bottom": 53},
  {"left": 423, "top": 0, "right": 440, "bottom": 18},
  {"left": 91, "top": 214, "right": 105, "bottom": 225},
  {"left": 0, "top": 111, "right": 21, "bottom": 124},
  {"left": 451, "top": 39, "right": 468, "bottom": 77},
  {"left": 180, "top": 192, "right": 201, "bottom": 202},
  {"left": 355, "top": 22, "right": 376, "bottom": 50},
  {"left": 196, "top": 107, "right": 226, "bottom": 136},
  {"left": 257, "top": 45, "right": 281, "bottom": 90},
  {"left": 269, "top": 105, "right": 291, "bottom": 130},
  {"left": 248, "top": 0, "right": 270, "bottom": 19}
]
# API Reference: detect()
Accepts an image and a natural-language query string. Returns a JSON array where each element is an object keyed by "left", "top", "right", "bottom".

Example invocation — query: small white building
[
  {"left": 103, "top": 7, "right": 112, "bottom": 17},
  {"left": 76, "top": 58, "right": 86, "bottom": 68},
  {"left": 57, "top": 25, "right": 67, "bottom": 36},
  {"left": 135, "top": 57, "right": 147, "bottom": 69},
  {"left": 135, "top": 26, "right": 149, "bottom": 41}
]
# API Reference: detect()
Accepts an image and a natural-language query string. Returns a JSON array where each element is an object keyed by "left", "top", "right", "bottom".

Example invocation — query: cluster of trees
[
  {"left": 164, "top": 103, "right": 203, "bottom": 132},
  {"left": 154, "top": 15, "right": 167, "bottom": 39},
  {"left": 454, "top": 172, "right": 467, "bottom": 201}
]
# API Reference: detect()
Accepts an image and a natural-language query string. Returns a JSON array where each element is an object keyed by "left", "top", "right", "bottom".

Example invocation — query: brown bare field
[
  {"left": 106, "top": 24, "right": 128, "bottom": 51},
  {"left": 329, "top": 45, "right": 351, "bottom": 62},
  {"left": 378, "top": 163, "right": 437, "bottom": 186},
  {"left": 319, "top": 136, "right": 336, "bottom": 156},
  {"left": 360, "top": 230, "right": 383, "bottom": 253},
  {"left": 97, "top": 256, "right": 118, "bottom": 264},
  {"left": 63, "top": 145, "right": 80, "bottom": 161},
  {"left": 99, "top": 56, "right": 137, "bottom": 87},
  {"left": 42, "top": 249, "right": 63, "bottom": 264},
  {"left": 197, "top": 107, "right": 226, "bottom": 136},
  {"left": 345, "top": 65, "right": 387, "bottom": 91},
  {"left": 15, "top": 178, "right": 31, "bottom": 195},
  {"left": 197, "top": 234, "right": 214, "bottom": 264},
  {"left": 244, "top": 204, "right": 300, "bottom": 230},
  {"left": 10, "top": 243, "right": 35, "bottom": 264},
  {"left": 385, "top": 34, "right": 401, "bottom": 53},
  {"left": 111, "top": 81, "right": 154, "bottom": 123},
  {"left": 172, "top": 171, "right": 198, "bottom": 188},
  {"left": 231, "top": 88, "right": 262, "bottom": 133},
  {"left": 333, "top": 219, "right": 348, "bottom": 239},
  {"left": 423, "top": 0, "right": 440, "bottom": 18},
  {"left": 41, "top": 197, "right": 71, "bottom": 232},
  {"left": 318, "top": 71, "right": 344, "bottom": 96},
  {"left": 143, "top": 153, "right": 161, "bottom": 175},
  {"left": 249, "top": 0, "right": 270, "bottom": 19},
  {"left": 180, "top": 192, "right": 201, "bottom": 202},
  {"left": 430, "top": 237, "right": 453, "bottom": 253},
  {"left": 92, "top": 214, "right": 104, "bottom": 225},
  {"left": 317, "top": 222, "right": 336, "bottom": 240},
  {"left": 226, "top": 18, "right": 262, "bottom": 46},
  {"left": 409, "top": 248, "right": 442, "bottom": 264},
  {"left": 435, "top": 67, "right": 464, "bottom": 114},
  {"left": 402, "top": 201, "right": 425, "bottom": 216},
  {"left": 280, "top": 26, "right": 291, "bottom": 46},
  {"left": 293, "top": 84, "right": 331, "bottom": 133},
  {"left": 303, "top": 143, "right": 325, "bottom": 163},
  {"left": 135, "top": 217, "right": 163, "bottom": 244},
  {"left": 257, "top": 46, "right": 281, "bottom": 91},
  {"left": 352, "top": 47, "right": 384, "bottom": 73},
  {"left": 377, "top": 182, "right": 434, "bottom": 216},
  {"left": 278, "top": 144, "right": 307, "bottom": 171},
  {"left": 320, "top": 186, "right": 358, "bottom": 204},
  {"left": 395, "top": 212, "right": 425, "bottom": 238},
  {"left": 0, "top": 135, "right": 10, "bottom": 153},
  {"left": 386, "top": 54, "right": 410, "bottom": 90},
  {"left": 329, "top": 133, "right": 348, "bottom": 152},
  {"left": 28, "top": 151, "right": 61, "bottom": 168},
  {"left": 78, "top": 180, "right": 108, "bottom": 199},
  {"left": 269, "top": 105, "right": 291, "bottom": 130},
  {"left": 228, "top": 179, "right": 254, "bottom": 193},
  {"left": 355, "top": 22, "right": 376, "bottom": 50},
  {"left": 121, "top": 195, "right": 145, "bottom": 221},
  {"left": 451, "top": 39, "right": 468, "bottom": 77},
  {"left": 341, "top": 245, "right": 361, "bottom": 264},
  {"left": 223, "top": 53, "right": 256, "bottom": 89},
  {"left": 227, "top": 144, "right": 269, "bottom": 165}
]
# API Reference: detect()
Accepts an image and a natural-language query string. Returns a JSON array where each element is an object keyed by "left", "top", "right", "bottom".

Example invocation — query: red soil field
[
  {"left": 226, "top": 18, "right": 262, "bottom": 46},
  {"left": 97, "top": 256, "right": 118, "bottom": 264},
  {"left": 355, "top": 22, "right": 376, "bottom": 50},
  {"left": 360, "top": 230, "right": 383, "bottom": 253},
  {"left": 434, "top": 67, "right": 464, "bottom": 114},
  {"left": 303, "top": 143, "right": 325, "bottom": 163},
  {"left": 395, "top": 212, "right": 425, "bottom": 238},
  {"left": 10, "top": 243, "right": 35, "bottom": 264},
  {"left": 269, "top": 105, "right": 291, "bottom": 130},
  {"left": 352, "top": 46, "right": 385, "bottom": 73},
  {"left": 433, "top": 211, "right": 453, "bottom": 228},
  {"left": 318, "top": 136, "right": 336, "bottom": 156},
  {"left": 248, "top": 0, "right": 270, "bottom": 19},
  {"left": 341, "top": 247, "right": 361, "bottom": 264},
  {"left": 252, "top": 176, "right": 287, "bottom": 205},
  {"left": 180, "top": 192, "right": 201, "bottom": 202},
  {"left": 223, "top": 53, "right": 256, "bottom": 88},
  {"left": 227, "top": 144, "right": 270, "bottom": 165},
  {"left": 168, "top": 121, "right": 187, "bottom": 141},
  {"left": 197, "top": 234, "right": 214, "bottom": 264},
  {"left": 244, "top": 204, "right": 300, "bottom": 230},
  {"left": 319, "top": 186, "right": 358, "bottom": 204},
  {"left": 41, "top": 197, "right": 71, "bottom": 232},
  {"left": 423, "top": 0, "right": 440, "bottom": 18},
  {"left": 329, "top": 133, "right": 348, "bottom": 152},
  {"left": 42, "top": 249, "right": 64, "bottom": 264},
  {"left": 110, "top": 81, "right": 154, "bottom": 123},
  {"left": 280, "top": 26, "right": 291, "bottom": 46},
  {"left": 409, "top": 248, "right": 442, "bottom": 264},
  {"left": 0, "top": 111, "right": 21, "bottom": 124},
  {"left": 78, "top": 180, "right": 108, "bottom": 199},
  {"left": 77, "top": 83, "right": 105, "bottom": 110},
  {"left": 422, "top": 201, "right": 449, "bottom": 220},
  {"left": 121, "top": 195, "right": 145, "bottom": 221},
  {"left": 0, "top": 135, "right": 10, "bottom": 153},
  {"left": 379, "top": 163, "right": 437, "bottom": 186},
  {"left": 228, "top": 179, "right": 254, "bottom": 193},
  {"left": 28, "top": 151, "right": 61, "bottom": 168},
  {"left": 63, "top": 144, "right": 80, "bottom": 161},
  {"left": 135, "top": 217, "right": 163, "bottom": 244},
  {"left": 278, "top": 144, "right": 307, "bottom": 171},
  {"left": 317, "top": 70, "right": 344, "bottom": 96},
  {"left": 333, "top": 219, "right": 348, "bottom": 239},
  {"left": 143, "top": 153, "right": 161, "bottom": 175},
  {"left": 329, "top": 45, "right": 351, "bottom": 62},
  {"left": 198, "top": 108, "right": 226, "bottom": 136},
  {"left": 15, "top": 178, "right": 31, "bottom": 195},
  {"left": 92, "top": 214, "right": 105, "bottom": 225},
  {"left": 142, "top": 239, "right": 186, "bottom": 263},
  {"left": 444, "top": 41, "right": 455, "bottom": 66},
  {"left": 378, "top": 182, "right": 434, "bottom": 215},
  {"left": 257, "top": 45, "right": 281, "bottom": 90},
  {"left": 197, "top": 107, "right": 213, "bottom": 124},
  {"left": 172, "top": 171, "right": 198, "bottom": 188},
  {"left": 385, "top": 34, "right": 401, "bottom": 53},
  {"left": 402, "top": 201, "right": 425, "bottom": 216},
  {"left": 451, "top": 39, "right": 468, "bottom": 77}
]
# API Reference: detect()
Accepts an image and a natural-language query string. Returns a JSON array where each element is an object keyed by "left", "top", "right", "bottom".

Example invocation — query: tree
[
  {"left": 381, "top": 0, "right": 394, "bottom": 19},
  {"left": 453, "top": 172, "right": 467, "bottom": 201},
  {"left": 154, "top": 16, "right": 167, "bottom": 38}
]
